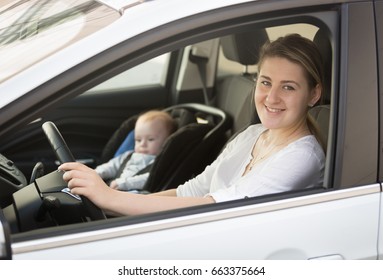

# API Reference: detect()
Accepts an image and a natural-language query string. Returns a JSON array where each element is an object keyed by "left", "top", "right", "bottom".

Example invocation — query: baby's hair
[{"left": 137, "top": 110, "right": 177, "bottom": 136}]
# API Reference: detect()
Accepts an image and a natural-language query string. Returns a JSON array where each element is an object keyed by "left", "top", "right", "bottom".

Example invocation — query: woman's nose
[{"left": 266, "top": 87, "right": 280, "bottom": 103}]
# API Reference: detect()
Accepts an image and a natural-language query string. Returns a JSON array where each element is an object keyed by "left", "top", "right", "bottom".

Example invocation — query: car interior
[{"left": 0, "top": 16, "right": 334, "bottom": 235}]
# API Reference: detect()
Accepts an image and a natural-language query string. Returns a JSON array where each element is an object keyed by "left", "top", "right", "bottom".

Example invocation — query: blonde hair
[{"left": 137, "top": 110, "right": 177, "bottom": 136}]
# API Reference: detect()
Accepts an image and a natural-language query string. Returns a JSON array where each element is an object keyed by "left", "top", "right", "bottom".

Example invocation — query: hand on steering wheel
[{"left": 42, "top": 121, "right": 106, "bottom": 220}]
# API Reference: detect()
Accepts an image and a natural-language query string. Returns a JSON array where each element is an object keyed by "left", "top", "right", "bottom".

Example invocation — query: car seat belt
[{"left": 189, "top": 50, "right": 211, "bottom": 105}]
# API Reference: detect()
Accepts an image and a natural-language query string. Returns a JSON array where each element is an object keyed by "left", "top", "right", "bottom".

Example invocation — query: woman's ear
[{"left": 309, "top": 84, "right": 322, "bottom": 106}]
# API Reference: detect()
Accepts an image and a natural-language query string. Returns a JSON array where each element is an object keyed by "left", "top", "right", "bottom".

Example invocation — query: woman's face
[{"left": 254, "top": 56, "right": 321, "bottom": 131}]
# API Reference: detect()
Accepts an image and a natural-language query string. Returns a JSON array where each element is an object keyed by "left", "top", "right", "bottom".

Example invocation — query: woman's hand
[
  {"left": 59, "top": 162, "right": 114, "bottom": 210},
  {"left": 109, "top": 180, "right": 119, "bottom": 189}
]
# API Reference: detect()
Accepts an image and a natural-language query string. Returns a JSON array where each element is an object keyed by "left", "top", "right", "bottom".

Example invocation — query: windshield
[{"left": 0, "top": 0, "right": 120, "bottom": 83}]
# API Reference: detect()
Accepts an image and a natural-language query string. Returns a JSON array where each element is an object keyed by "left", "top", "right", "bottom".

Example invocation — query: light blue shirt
[{"left": 96, "top": 151, "right": 155, "bottom": 191}]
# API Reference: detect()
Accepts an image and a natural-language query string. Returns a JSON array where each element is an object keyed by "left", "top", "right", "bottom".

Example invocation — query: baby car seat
[{"left": 100, "top": 103, "right": 232, "bottom": 193}]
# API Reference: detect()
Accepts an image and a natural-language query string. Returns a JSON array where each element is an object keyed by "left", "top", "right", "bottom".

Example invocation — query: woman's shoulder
[
  {"left": 286, "top": 135, "right": 325, "bottom": 162},
  {"left": 221, "top": 124, "right": 264, "bottom": 151},
  {"left": 226, "top": 123, "right": 265, "bottom": 146},
  {"left": 237, "top": 123, "right": 266, "bottom": 139}
]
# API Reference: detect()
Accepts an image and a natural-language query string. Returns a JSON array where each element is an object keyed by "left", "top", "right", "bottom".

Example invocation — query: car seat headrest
[
  {"left": 170, "top": 108, "right": 196, "bottom": 128},
  {"left": 220, "top": 28, "right": 269, "bottom": 66}
]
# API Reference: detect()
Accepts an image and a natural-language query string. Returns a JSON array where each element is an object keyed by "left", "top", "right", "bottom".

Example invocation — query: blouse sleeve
[{"left": 209, "top": 140, "right": 325, "bottom": 202}]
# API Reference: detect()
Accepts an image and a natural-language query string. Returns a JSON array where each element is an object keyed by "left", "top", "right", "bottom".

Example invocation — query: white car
[{"left": 0, "top": 0, "right": 382, "bottom": 260}]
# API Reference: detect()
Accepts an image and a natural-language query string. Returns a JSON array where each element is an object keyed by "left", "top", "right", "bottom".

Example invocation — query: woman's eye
[
  {"left": 283, "top": 85, "right": 295, "bottom": 91},
  {"left": 260, "top": 80, "right": 271, "bottom": 87}
]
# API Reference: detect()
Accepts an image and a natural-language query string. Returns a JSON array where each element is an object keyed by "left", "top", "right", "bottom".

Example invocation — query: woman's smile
[{"left": 264, "top": 105, "right": 285, "bottom": 113}]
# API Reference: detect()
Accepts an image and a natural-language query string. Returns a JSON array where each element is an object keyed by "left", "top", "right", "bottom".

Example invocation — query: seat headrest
[
  {"left": 220, "top": 28, "right": 269, "bottom": 65},
  {"left": 170, "top": 108, "right": 196, "bottom": 128}
]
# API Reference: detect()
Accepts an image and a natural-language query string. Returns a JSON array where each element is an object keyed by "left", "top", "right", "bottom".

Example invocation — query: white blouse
[{"left": 176, "top": 124, "right": 325, "bottom": 202}]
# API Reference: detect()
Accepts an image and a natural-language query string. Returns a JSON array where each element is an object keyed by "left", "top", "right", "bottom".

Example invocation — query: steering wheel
[{"left": 42, "top": 121, "right": 106, "bottom": 220}]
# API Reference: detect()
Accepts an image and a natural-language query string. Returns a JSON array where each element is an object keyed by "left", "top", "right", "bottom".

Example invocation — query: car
[{"left": 0, "top": 0, "right": 382, "bottom": 260}]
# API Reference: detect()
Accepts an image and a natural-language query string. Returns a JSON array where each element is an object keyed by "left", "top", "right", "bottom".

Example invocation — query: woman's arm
[
  {"left": 150, "top": 189, "right": 177, "bottom": 196},
  {"left": 59, "top": 162, "right": 215, "bottom": 216}
]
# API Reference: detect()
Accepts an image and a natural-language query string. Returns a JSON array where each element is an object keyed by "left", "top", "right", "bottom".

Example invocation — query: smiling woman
[
  {"left": 0, "top": 0, "right": 119, "bottom": 82},
  {"left": 58, "top": 34, "right": 326, "bottom": 216}
]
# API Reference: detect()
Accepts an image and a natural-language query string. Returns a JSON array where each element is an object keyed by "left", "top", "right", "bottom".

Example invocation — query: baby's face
[{"left": 134, "top": 118, "right": 169, "bottom": 155}]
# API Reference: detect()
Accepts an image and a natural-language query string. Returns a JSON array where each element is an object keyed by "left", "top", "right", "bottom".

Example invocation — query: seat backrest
[
  {"left": 100, "top": 116, "right": 138, "bottom": 163},
  {"left": 215, "top": 28, "right": 269, "bottom": 134},
  {"left": 309, "top": 104, "right": 330, "bottom": 148},
  {"left": 145, "top": 103, "right": 232, "bottom": 192}
]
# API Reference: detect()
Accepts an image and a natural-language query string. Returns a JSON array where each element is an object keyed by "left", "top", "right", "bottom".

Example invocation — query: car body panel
[{"left": 11, "top": 185, "right": 380, "bottom": 259}]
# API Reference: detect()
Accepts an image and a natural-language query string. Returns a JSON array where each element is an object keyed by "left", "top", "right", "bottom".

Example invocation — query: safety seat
[
  {"left": 100, "top": 106, "right": 196, "bottom": 163},
  {"left": 99, "top": 103, "right": 232, "bottom": 193}
]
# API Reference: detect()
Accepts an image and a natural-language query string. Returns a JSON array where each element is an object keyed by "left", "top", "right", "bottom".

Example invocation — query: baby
[{"left": 95, "top": 110, "right": 177, "bottom": 191}]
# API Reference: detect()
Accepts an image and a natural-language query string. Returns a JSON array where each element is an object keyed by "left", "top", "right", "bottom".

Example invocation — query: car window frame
[
  {"left": 334, "top": 2, "right": 379, "bottom": 188},
  {"left": 376, "top": 0, "right": 383, "bottom": 183}
]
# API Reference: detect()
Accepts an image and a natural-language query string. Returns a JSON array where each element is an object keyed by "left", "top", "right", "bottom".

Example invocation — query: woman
[{"left": 59, "top": 33, "right": 326, "bottom": 216}]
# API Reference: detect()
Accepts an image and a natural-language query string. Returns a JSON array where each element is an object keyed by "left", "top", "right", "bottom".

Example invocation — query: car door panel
[{"left": 11, "top": 185, "right": 380, "bottom": 259}]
